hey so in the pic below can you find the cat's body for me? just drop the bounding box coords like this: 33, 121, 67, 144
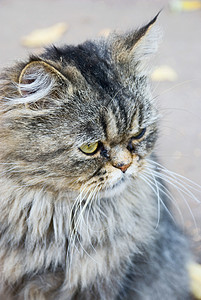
0, 16, 192, 299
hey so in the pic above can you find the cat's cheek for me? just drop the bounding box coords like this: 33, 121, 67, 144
105, 164, 122, 183
126, 160, 140, 178
89, 164, 122, 189
97, 156, 141, 191
93, 164, 124, 197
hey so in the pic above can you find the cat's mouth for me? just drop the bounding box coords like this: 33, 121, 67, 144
100, 175, 128, 198
109, 176, 125, 190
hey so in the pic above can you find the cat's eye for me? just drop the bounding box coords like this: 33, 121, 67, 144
132, 128, 146, 140
79, 142, 99, 155
127, 128, 146, 152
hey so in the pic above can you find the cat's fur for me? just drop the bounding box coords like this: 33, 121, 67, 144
0, 16, 192, 299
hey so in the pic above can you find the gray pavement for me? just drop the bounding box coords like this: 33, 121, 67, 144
0, 0, 200, 256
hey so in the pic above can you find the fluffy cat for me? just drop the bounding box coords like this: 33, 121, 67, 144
0, 15, 194, 299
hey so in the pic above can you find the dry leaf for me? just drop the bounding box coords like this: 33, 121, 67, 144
151, 65, 178, 82
21, 23, 68, 48
170, 0, 201, 12
98, 28, 111, 38
188, 262, 201, 299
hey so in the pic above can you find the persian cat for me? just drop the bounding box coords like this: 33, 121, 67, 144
0, 15, 194, 299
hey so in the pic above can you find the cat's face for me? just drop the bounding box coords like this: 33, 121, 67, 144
0, 17, 159, 198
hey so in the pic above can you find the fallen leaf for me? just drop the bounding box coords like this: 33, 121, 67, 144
151, 65, 178, 82
98, 28, 111, 38
21, 22, 68, 48
188, 263, 201, 299
170, 0, 201, 12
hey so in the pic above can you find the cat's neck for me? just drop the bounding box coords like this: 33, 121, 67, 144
0, 175, 157, 245
0, 175, 158, 287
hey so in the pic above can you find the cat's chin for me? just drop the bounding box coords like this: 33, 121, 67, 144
99, 176, 129, 198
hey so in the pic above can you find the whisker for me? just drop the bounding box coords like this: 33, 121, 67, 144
0, 162, 18, 165
142, 171, 184, 226
146, 169, 161, 228
85, 184, 102, 253
66, 181, 100, 283
147, 167, 200, 205
73, 189, 98, 264
139, 173, 176, 225
155, 178, 185, 226
147, 158, 201, 195
66, 182, 90, 281
154, 79, 197, 98
144, 165, 198, 229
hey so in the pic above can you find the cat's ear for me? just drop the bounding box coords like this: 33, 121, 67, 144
111, 14, 161, 76
18, 60, 69, 105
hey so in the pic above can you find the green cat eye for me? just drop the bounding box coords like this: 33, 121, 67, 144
79, 142, 99, 155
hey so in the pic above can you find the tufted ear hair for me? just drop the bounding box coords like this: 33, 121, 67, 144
17, 60, 69, 105
111, 13, 162, 77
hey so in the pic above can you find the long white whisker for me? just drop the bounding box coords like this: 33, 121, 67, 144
142, 171, 184, 226
153, 169, 200, 207
146, 163, 200, 205
144, 167, 198, 229
147, 159, 201, 195
66, 182, 90, 282
155, 178, 184, 226
73, 189, 98, 264
85, 184, 102, 253
140, 173, 176, 225
146, 170, 161, 228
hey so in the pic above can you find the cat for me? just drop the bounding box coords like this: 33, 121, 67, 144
0, 14, 194, 299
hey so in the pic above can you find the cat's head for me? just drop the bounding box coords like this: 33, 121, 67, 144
0, 15, 160, 198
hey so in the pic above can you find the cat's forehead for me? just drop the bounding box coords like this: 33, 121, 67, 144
44, 43, 137, 128
40, 38, 155, 144
71, 95, 139, 146
44, 41, 118, 95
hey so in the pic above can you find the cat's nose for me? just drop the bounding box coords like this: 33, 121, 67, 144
110, 145, 132, 173
114, 162, 132, 173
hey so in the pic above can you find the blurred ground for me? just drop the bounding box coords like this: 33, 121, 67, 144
0, 0, 200, 258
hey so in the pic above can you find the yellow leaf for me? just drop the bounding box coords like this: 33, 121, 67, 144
151, 65, 178, 82
21, 23, 68, 48
98, 28, 111, 38
188, 262, 201, 299
170, 0, 201, 12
